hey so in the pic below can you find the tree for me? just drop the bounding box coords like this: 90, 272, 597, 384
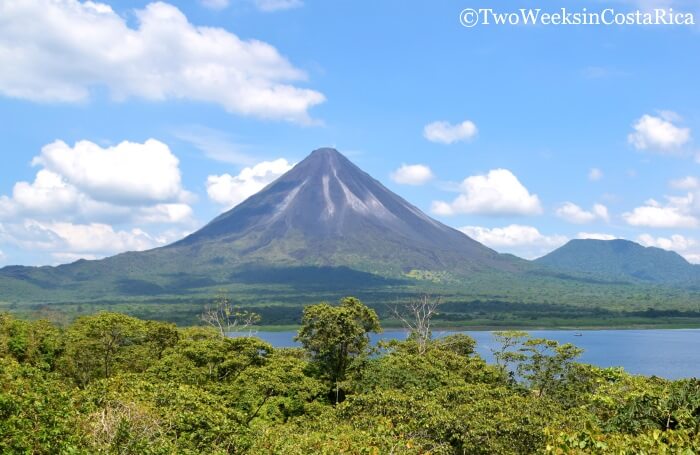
144, 320, 179, 360
389, 294, 442, 355
517, 338, 583, 398
296, 297, 381, 403
63, 312, 146, 386
200, 291, 260, 338
492, 331, 529, 375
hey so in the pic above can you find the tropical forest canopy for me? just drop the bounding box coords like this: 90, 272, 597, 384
1, 297, 700, 454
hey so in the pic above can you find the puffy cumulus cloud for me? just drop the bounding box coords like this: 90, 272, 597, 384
627, 112, 691, 152
577, 232, 619, 241
0, 140, 194, 225
254, 0, 303, 12
33, 139, 189, 205
637, 233, 700, 264
623, 196, 699, 229
207, 159, 292, 209
0, 170, 84, 218
638, 233, 696, 252
431, 169, 542, 216
390, 164, 434, 186
423, 120, 478, 145
588, 168, 603, 181
0, 0, 324, 123
40, 223, 162, 254
459, 224, 567, 259
556, 202, 609, 224
0, 220, 184, 262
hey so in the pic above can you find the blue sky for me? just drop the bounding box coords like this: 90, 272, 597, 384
1, 0, 699, 265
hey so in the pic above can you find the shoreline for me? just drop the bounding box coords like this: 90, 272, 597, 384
248, 322, 700, 332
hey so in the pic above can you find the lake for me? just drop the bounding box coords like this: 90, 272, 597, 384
238, 329, 700, 380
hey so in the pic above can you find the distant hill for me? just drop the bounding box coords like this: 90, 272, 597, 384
535, 239, 700, 285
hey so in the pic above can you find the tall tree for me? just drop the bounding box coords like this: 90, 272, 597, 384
296, 297, 381, 403
63, 312, 146, 386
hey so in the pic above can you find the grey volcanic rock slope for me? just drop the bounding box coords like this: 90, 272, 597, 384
536, 239, 700, 284
171, 147, 522, 274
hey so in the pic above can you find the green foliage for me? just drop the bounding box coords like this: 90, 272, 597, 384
0, 313, 63, 370
296, 297, 381, 401
518, 338, 584, 398
1, 303, 699, 453
0, 358, 85, 453
62, 312, 149, 386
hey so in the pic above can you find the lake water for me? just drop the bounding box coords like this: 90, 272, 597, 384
240, 329, 700, 380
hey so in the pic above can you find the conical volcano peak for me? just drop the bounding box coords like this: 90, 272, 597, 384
295, 147, 352, 175
309, 147, 341, 157
174, 146, 507, 274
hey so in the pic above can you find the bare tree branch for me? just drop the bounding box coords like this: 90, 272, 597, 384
388, 294, 442, 355
200, 291, 261, 338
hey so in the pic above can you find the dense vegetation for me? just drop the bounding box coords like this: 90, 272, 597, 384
2, 297, 700, 453
4, 271, 700, 330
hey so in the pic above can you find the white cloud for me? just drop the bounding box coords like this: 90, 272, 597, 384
638, 233, 696, 252
254, 0, 303, 12
0, 220, 176, 262
637, 233, 700, 263
0, 170, 84, 218
42, 222, 163, 254
577, 232, 619, 241
459, 224, 567, 259
390, 164, 434, 186
431, 169, 542, 216
627, 112, 691, 152
0, 139, 194, 226
0, 219, 191, 264
670, 176, 700, 190
623, 199, 698, 228
588, 168, 603, 181
556, 202, 609, 224
207, 159, 292, 209
423, 120, 478, 145
136, 204, 194, 224
34, 139, 189, 205
0, 0, 324, 123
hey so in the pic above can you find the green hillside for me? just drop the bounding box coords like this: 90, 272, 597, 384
536, 239, 700, 285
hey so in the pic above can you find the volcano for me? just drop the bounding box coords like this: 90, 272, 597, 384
172, 147, 521, 274
0, 148, 525, 300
